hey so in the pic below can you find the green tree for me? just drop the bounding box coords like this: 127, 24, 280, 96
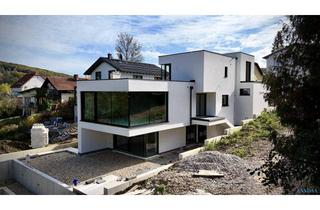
261, 16, 320, 193
0, 83, 11, 96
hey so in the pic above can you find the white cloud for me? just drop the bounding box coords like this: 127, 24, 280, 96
0, 15, 284, 73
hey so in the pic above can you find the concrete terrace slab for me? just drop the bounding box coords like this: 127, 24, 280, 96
21, 150, 161, 185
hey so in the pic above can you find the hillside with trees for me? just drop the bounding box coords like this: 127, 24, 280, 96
0, 60, 70, 85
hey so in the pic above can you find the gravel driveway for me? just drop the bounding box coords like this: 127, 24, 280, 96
22, 150, 161, 185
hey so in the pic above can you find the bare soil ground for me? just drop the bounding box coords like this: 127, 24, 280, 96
140, 139, 283, 195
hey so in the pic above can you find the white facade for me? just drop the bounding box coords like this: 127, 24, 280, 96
78, 50, 270, 157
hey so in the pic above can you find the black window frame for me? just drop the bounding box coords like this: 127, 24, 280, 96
80, 91, 168, 128
222, 95, 229, 107
245, 61, 251, 82
95, 71, 102, 80
196, 93, 207, 116
113, 132, 159, 157
224, 66, 228, 78
240, 88, 250, 96
161, 64, 171, 81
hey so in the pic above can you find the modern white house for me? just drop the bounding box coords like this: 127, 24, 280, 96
77, 50, 268, 158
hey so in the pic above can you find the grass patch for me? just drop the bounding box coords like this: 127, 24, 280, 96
204, 111, 282, 158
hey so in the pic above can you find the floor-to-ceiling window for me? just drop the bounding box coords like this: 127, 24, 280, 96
82, 92, 95, 121
111, 92, 129, 126
97, 92, 112, 124
114, 132, 158, 157
81, 91, 167, 127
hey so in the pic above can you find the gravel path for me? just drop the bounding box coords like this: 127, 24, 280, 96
22, 150, 160, 185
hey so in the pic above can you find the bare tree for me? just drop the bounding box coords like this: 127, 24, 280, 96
115, 32, 144, 62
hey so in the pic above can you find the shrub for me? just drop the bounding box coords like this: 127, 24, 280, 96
204, 111, 282, 158
0, 97, 21, 118
155, 184, 166, 195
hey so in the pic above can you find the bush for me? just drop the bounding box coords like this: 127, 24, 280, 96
204, 111, 282, 158
155, 184, 166, 195
0, 97, 21, 118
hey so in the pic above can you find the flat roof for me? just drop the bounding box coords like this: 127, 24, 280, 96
224, 51, 255, 57
159, 50, 234, 58
159, 50, 255, 59
77, 78, 195, 83
192, 116, 225, 122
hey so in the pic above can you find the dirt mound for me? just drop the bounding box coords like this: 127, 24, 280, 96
144, 151, 270, 195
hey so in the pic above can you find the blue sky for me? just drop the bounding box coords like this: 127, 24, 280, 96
0, 16, 284, 75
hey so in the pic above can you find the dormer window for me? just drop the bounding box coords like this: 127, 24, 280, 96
95, 71, 102, 80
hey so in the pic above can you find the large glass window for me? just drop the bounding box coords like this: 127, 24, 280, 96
130, 92, 167, 126
130, 93, 150, 126
149, 92, 167, 123
111, 92, 129, 126
81, 91, 167, 127
82, 92, 95, 121
97, 92, 112, 124
114, 132, 158, 157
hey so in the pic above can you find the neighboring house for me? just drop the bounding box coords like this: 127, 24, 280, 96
263, 48, 286, 70
77, 51, 270, 158
39, 77, 76, 106
11, 73, 45, 115
83, 54, 162, 80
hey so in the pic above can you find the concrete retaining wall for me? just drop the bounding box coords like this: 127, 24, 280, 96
0, 160, 13, 181
104, 164, 173, 195
12, 159, 74, 195
224, 126, 242, 135
178, 147, 203, 160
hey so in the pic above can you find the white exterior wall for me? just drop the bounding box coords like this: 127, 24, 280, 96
91, 62, 158, 80
159, 51, 204, 92
79, 128, 113, 154
160, 51, 236, 124
252, 83, 269, 116
158, 127, 186, 153
203, 52, 236, 124
77, 79, 195, 138
235, 83, 254, 125
91, 63, 116, 80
